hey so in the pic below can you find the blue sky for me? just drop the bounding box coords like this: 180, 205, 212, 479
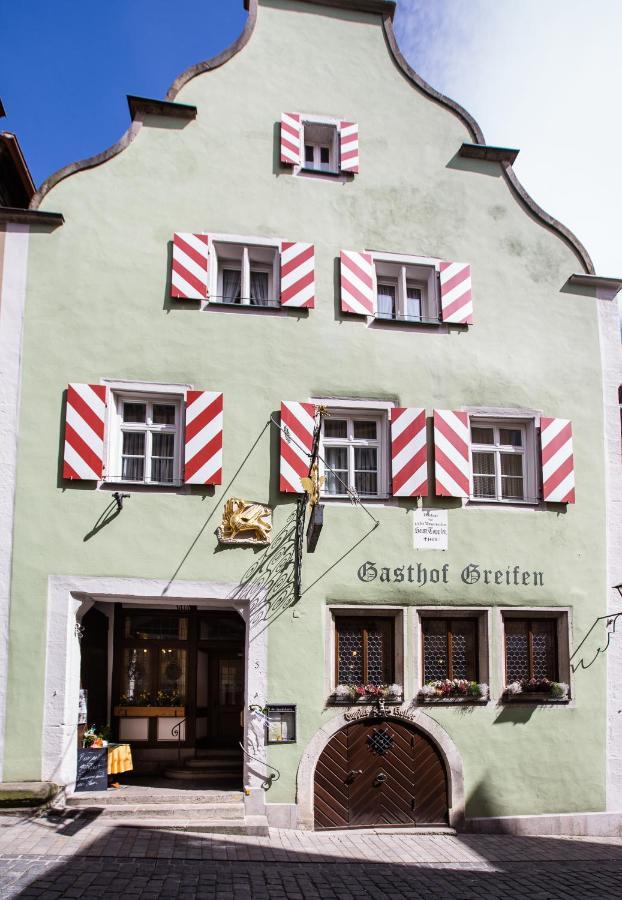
0, 0, 246, 186
1, 0, 619, 276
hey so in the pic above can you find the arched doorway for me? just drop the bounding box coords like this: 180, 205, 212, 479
314, 717, 448, 830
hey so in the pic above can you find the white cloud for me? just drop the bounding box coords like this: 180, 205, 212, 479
394, 0, 622, 277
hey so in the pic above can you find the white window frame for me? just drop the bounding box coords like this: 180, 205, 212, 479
294, 114, 342, 178
210, 235, 280, 308
106, 391, 183, 486
371, 252, 441, 324
318, 408, 389, 500
469, 416, 537, 505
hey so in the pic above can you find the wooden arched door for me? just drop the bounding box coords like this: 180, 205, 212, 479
314, 717, 448, 830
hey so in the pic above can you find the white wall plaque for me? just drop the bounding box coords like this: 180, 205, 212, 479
413, 509, 448, 551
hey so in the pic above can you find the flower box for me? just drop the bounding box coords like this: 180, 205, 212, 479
113, 706, 185, 718
418, 680, 489, 703
503, 680, 569, 702
330, 684, 403, 706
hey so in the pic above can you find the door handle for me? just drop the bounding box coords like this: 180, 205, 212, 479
347, 769, 362, 780
375, 772, 387, 784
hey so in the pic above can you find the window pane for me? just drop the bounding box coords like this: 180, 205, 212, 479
406, 286, 422, 320
471, 426, 494, 445
325, 446, 347, 494
354, 447, 378, 494
250, 270, 269, 305
222, 268, 241, 303
153, 404, 175, 425
532, 621, 556, 680
158, 648, 187, 704
423, 619, 448, 682
151, 432, 175, 484
353, 420, 377, 440
505, 620, 529, 682
304, 144, 314, 164
337, 623, 364, 683
219, 659, 243, 705
122, 432, 145, 481
499, 428, 523, 447
320, 146, 330, 164
122, 648, 153, 704
125, 615, 188, 641
472, 451, 496, 499
324, 419, 347, 439
366, 623, 389, 684
377, 283, 396, 318
501, 453, 524, 500
451, 620, 477, 680
123, 402, 146, 423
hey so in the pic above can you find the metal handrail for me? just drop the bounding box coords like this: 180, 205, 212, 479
172, 717, 189, 765
239, 742, 281, 790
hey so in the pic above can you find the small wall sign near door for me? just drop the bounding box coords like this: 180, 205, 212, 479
266, 705, 296, 744
413, 509, 448, 551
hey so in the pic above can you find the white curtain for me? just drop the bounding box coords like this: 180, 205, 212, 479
250, 271, 269, 305
377, 284, 395, 319
223, 269, 241, 303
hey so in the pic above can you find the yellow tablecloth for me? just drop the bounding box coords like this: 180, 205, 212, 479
107, 743, 133, 775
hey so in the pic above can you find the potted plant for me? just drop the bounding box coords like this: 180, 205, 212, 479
113, 690, 185, 717
418, 679, 489, 702
331, 683, 403, 705
503, 678, 569, 701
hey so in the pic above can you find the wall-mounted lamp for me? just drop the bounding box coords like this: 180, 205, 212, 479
113, 492, 131, 511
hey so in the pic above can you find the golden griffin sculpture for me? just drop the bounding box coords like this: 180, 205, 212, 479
217, 498, 273, 545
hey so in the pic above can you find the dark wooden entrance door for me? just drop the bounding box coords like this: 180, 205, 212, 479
208, 654, 244, 746
314, 718, 448, 829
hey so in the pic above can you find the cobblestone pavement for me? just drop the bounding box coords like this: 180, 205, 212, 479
1, 816, 622, 898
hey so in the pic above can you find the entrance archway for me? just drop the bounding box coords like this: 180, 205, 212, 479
297, 709, 465, 830
314, 717, 447, 829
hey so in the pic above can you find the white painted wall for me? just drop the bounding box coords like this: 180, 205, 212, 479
598, 292, 622, 809
0, 224, 29, 783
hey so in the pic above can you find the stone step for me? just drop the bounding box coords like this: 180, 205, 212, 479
67, 789, 243, 807
163, 768, 242, 781
65, 802, 245, 820
184, 758, 242, 770
195, 748, 242, 758
93, 815, 269, 835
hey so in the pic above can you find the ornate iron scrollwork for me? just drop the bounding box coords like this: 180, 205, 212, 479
367, 728, 394, 756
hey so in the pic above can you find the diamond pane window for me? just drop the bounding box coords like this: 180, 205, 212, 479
422, 618, 477, 682
504, 619, 558, 684
336, 618, 393, 685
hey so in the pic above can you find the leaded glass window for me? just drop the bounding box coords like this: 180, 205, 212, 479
422, 618, 477, 682
336, 618, 393, 685
504, 619, 557, 683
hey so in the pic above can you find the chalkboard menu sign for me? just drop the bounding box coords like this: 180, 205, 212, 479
75, 748, 108, 792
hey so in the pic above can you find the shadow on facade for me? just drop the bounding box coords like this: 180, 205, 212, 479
7, 818, 622, 898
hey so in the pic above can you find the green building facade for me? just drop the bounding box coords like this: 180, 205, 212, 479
0, 0, 618, 831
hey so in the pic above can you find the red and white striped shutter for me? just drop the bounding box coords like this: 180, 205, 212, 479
433, 410, 470, 498
63, 384, 107, 480
339, 121, 359, 173
390, 408, 428, 497
171, 233, 209, 300
340, 250, 375, 316
439, 262, 473, 324
280, 242, 315, 308
184, 391, 223, 485
280, 401, 316, 493
541, 418, 575, 503
280, 113, 302, 166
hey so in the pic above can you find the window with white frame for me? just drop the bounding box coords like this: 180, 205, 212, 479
470, 418, 537, 504
374, 257, 439, 323
107, 394, 183, 485
320, 410, 388, 498
302, 121, 338, 173
212, 241, 279, 307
